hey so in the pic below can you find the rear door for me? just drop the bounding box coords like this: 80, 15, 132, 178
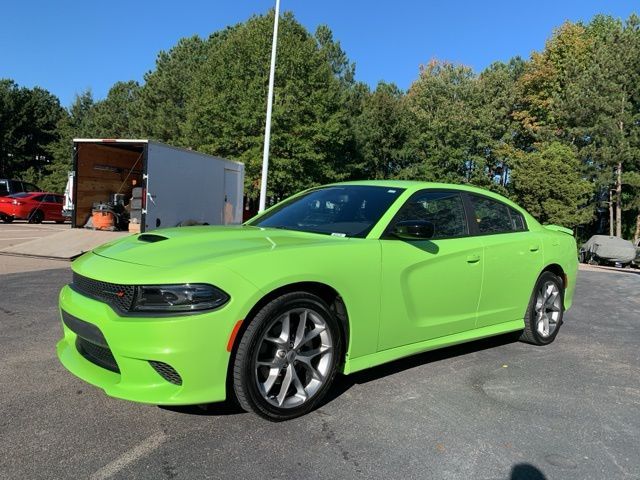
40, 194, 58, 220
46, 195, 64, 220
378, 190, 483, 350
223, 169, 242, 224
467, 194, 543, 328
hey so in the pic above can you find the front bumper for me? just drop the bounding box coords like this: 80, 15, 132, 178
57, 284, 243, 405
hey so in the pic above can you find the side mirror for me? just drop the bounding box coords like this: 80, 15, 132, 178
391, 220, 435, 240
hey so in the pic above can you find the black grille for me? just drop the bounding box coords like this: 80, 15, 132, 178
149, 361, 182, 385
76, 337, 120, 373
62, 309, 120, 374
72, 272, 136, 312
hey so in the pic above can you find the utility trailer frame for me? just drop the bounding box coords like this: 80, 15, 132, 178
70, 139, 244, 233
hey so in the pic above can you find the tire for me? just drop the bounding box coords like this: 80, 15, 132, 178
28, 209, 44, 224
520, 271, 564, 345
1, 215, 14, 223
55, 220, 65, 224
232, 291, 343, 421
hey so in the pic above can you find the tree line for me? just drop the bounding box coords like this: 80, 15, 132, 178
1, 12, 639, 240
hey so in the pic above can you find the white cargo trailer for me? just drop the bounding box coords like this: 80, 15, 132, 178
69, 139, 244, 232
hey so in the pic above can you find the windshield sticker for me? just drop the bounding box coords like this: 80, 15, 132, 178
331, 232, 346, 237
387, 189, 396, 193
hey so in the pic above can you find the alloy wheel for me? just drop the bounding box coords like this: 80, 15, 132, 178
254, 307, 333, 409
534, 281, 562, 338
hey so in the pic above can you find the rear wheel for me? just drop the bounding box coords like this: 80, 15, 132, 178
1, 214, 13, 223
520, 271, 564, 345
232, 292, 342, 421
55, 220, 65, 224
28, 209, 44, 224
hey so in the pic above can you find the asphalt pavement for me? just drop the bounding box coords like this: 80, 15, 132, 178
0, 265, 638, 480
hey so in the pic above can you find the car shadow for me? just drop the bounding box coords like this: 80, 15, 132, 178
161, 331, 521, 418
159, 399, 245, 416
509, 463, 547, 479
323, 331, 521, 406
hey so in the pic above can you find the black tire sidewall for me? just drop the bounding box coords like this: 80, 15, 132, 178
234, 293, 342, 421
28, 209, 43, 223
527, 272, 564, 345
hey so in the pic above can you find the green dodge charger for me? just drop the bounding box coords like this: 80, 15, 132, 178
57, 181, 577, 420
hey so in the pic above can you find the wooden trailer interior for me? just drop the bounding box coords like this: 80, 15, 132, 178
74, 142, 144, 227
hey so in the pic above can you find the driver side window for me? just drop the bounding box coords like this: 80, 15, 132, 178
393, 191, 468, 239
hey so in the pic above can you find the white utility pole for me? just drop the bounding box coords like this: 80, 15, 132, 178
259, 0, 281, 212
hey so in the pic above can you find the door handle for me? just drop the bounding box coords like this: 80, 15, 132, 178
529, 245, 540, 252
466, 254, 481, 263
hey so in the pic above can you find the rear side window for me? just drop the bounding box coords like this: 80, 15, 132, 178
32, 195, 46, 202
470, 195, 526, 234
509, 208, 526, 231
393, 191, 468, 239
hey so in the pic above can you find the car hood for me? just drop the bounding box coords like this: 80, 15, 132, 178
92, 225, 344, 267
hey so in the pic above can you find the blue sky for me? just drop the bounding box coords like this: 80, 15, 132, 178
1, 1, 636, 108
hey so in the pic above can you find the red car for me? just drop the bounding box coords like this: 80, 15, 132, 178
0, 192, 66, 224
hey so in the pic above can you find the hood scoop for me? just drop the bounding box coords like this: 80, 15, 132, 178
137, 234, 169, 243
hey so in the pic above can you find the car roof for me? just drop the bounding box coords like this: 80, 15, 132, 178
329, 180, 508, 198
326, 180, 530, 217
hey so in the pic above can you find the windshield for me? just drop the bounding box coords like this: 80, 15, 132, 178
9, 192, 33, 198
250, 185, 405, 238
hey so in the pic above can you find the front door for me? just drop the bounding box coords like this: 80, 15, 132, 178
378, 190, 483, 351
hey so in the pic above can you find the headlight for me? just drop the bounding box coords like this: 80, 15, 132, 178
132, 284, 229, 312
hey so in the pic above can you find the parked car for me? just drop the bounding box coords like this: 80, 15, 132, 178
0, 178, 41, 196
57, 181, 578, 420
634, 239, 640, 268
0, 192, 66, 223
579, 235, 636, 267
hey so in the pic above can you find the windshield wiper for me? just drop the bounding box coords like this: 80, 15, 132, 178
262, 225, 347, 237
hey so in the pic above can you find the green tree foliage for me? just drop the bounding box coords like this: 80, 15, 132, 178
0, 79, 64, 180
353, 82, 409, 179
183, 12, 355, 198
402, 61, 480, 183
1, 10, 639, 237
510, 142, 593, 226
134, 36, 207, 143
43, 91, 96, 192
513, 15, 640, 238
92, 81, 142, 138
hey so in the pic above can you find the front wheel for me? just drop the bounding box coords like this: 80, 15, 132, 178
232, 292, 342, 421
520, 271, 564, 345
1, 214, 14, 223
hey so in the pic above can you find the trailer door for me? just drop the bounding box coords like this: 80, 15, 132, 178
223, 169, 242, 224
